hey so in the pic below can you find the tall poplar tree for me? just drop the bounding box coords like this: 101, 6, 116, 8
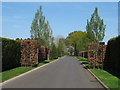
57, 38, 65, 57
86, 8, 106, 42
30, 5, 53, 60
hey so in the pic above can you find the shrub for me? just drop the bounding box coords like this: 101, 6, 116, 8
20, 40, 37, 67
2, 38, 21, 71
103, 35, 120, 77
38, 46, 48, 62
50, 43, 58, 59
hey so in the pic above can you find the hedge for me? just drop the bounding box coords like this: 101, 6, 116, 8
103, 35, 120, 77
2, 38, 21, 71
38, 46, 48, 62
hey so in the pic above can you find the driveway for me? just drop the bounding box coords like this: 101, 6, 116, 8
2, 56, 104, 88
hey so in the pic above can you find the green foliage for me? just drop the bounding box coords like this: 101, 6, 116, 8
86, 8, 106, 42
2, 38, 21, 71
68, 47, 74, 55
104, 35, 120, 77
16, 38, 20, 40
50, 42, 58, 59
66, 31, 89, 55
30, 5, 53, 48
108, 35, 120, 42
30, 5, 54, 60
57, 38, 66, 57
76, 56, 88, 67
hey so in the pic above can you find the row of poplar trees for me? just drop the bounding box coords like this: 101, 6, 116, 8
30, 6, 106, 57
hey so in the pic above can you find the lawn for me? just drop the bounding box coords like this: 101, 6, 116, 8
76, 56, 120, 89
90, 69, 119, 89
0, 59, 57, 82
0, 67, 34, 82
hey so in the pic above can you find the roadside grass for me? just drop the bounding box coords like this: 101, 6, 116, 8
0, 67, 34, 82
40, 59, 56, 64
76, 56, 88, 67
76, 56, 119, 89
0, 59, 57, 82
90, 69, 119, 89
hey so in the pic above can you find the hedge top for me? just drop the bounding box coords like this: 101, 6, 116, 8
108, 35, 120, 42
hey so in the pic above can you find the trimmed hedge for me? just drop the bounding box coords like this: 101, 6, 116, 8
103, 35, 120, 77
2, 38, 21, 71
38, 46, 48, 62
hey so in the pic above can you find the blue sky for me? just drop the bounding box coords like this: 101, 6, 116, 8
2, 2, 118, 43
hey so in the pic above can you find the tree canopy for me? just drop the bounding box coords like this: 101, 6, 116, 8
66, 31, 88, 55
57, 38, 66, 57
86, 8, 106, 42
30, 6, 53, 48
50, 42, 58, 59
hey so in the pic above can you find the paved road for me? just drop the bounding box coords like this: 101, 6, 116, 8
2, 56, 104, 88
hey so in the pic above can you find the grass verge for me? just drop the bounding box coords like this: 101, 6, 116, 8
76, 56, 88, 67
0, 59, 57, 82
76, 56, 120, 89
90, 69, 119, 89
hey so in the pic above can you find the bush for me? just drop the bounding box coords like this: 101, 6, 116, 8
2, 38, 21, 71
50, 43, 58, 59
103, 35, 120, 77
38, 46, 48, 62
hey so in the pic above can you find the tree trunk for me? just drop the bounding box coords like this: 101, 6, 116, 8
47, 50, 50, 60
74, 44, 77, 56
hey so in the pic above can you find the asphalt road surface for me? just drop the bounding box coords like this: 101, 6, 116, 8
2, 56, 104, 88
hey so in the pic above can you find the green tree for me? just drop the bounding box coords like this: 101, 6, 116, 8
86, 8, 106, 42
66, 31, 88, 56
30, 6, 53, 47
30, 6, 45, 45
27, 38, 31, 40
50, 42, 58, 59
30, 5, 53, 60
68, 47, 74, 55
57, 38, 66, 57
16, 38, 20, 40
